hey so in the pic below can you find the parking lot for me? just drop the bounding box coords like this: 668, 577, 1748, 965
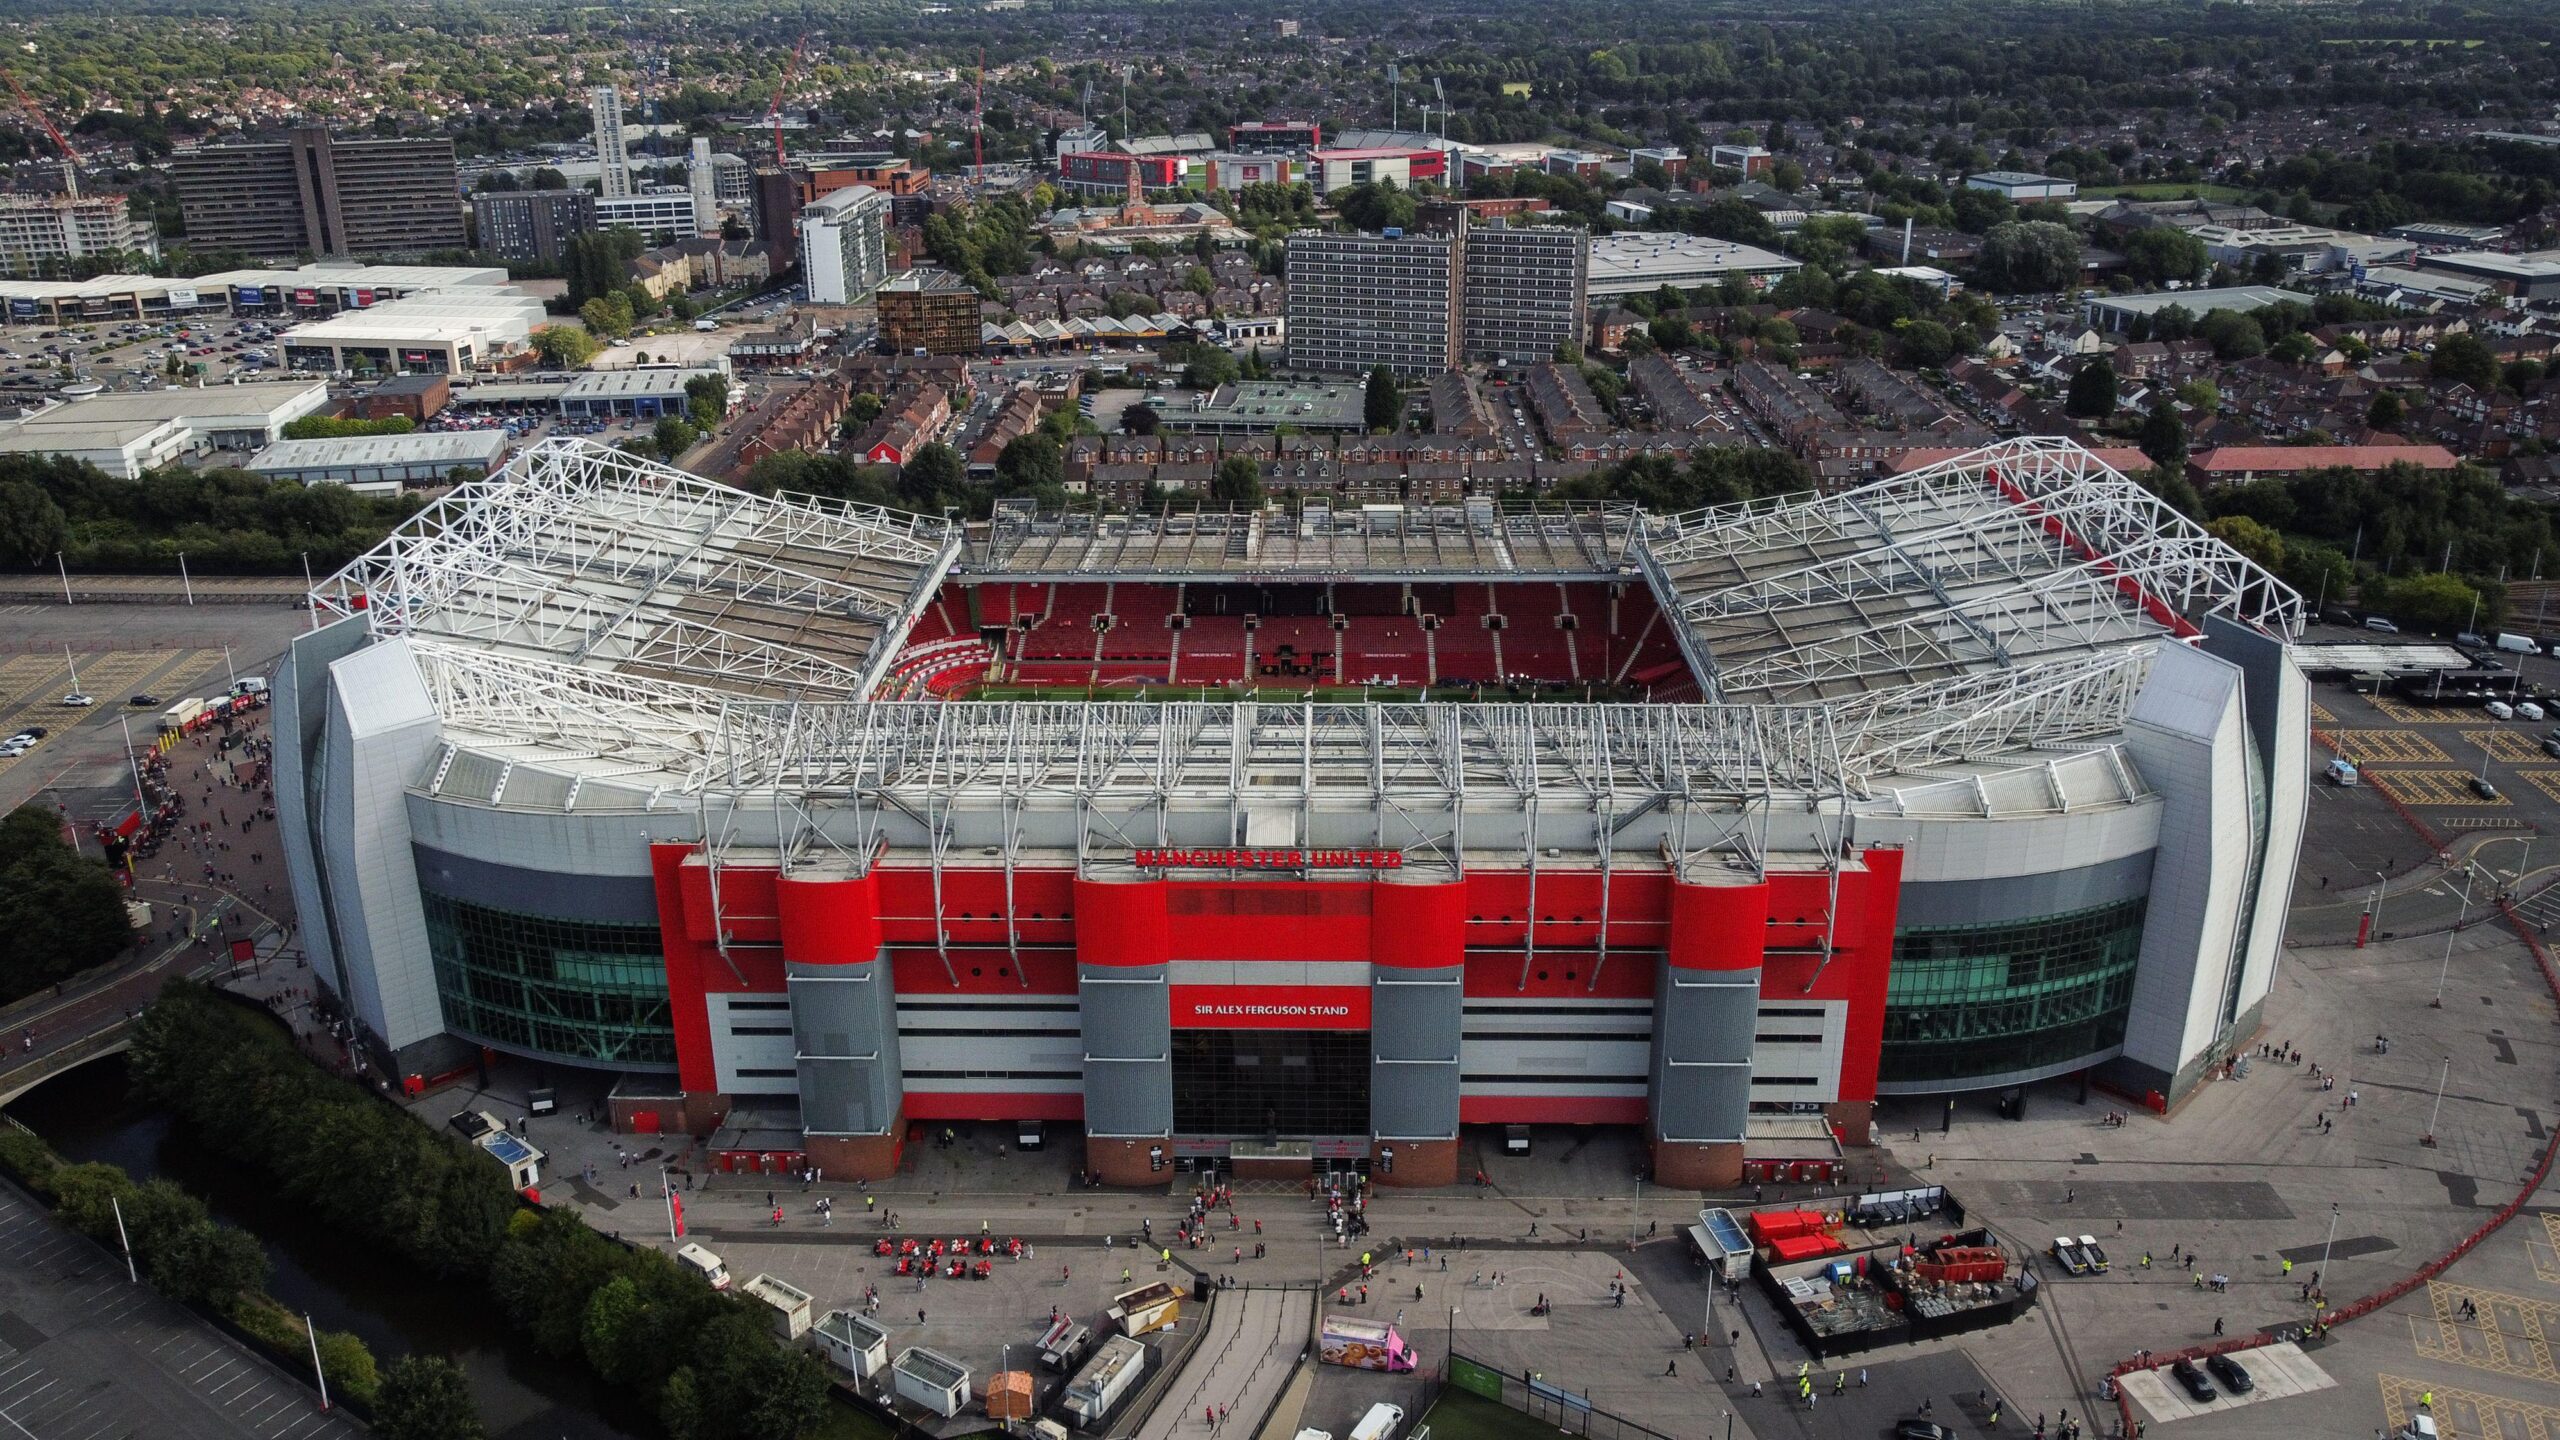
1, 315, 288, 399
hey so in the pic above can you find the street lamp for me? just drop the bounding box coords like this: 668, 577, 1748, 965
2318, 1202, 2340, 1278
2368, 869, 2390, 941
2424, 1056, 2451, 1148
2434, 866, 2476, 1007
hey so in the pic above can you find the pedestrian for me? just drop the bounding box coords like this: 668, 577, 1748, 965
2213, 1316, 2224, 1336
1751, 1379, 1762, 1398
1859, 1368, 1869, 1387
1835, 1372, 1845, 1395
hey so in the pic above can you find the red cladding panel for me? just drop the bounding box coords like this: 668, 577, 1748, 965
1163, 883, 1373, 962
1369, 880, 1465, 969
1460, 1094, 1649, 1125
1667, 879, 1770, 971
776, 873, 884, 966
1074, 878, 1168, 968
651, 844, 720, 1093
904, 1091, 1084, 1121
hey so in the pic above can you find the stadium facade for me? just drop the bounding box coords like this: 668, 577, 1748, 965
276, 436, 2307, 1186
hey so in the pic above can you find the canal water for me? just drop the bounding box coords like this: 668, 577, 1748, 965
9, 1053, 650, 1440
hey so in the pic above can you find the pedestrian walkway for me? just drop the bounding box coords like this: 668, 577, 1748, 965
1135, 1286, 1312, 1440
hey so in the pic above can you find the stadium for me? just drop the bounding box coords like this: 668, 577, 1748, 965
275, 435, 2307, 1186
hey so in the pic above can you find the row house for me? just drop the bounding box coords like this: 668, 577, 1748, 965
1431, 371, 1498, 436
850, 383, 950, 467
965, 385, 1050, 475
1628, 354, 1720, 433
1526, 363, 1608, 438
1736, 360, 1848, 450
724, 375, 851, 480
1834, 357, 1954, 428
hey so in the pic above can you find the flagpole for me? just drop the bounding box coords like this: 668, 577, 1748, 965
663, 1165, 679, 1242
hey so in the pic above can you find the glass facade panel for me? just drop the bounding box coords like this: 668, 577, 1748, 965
1171, 1030, 1370, 1137
421, 892, 676, 1068
1878, 898, 2146, 1086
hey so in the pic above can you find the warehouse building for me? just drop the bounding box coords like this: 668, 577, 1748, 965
0, 380, 333, 478
276, 288, 548, 374
279, 436, 2307, 1187
2082, 285, 2315, 333
1585, 233, 1801, 299
244, 430, 510, 494
558, 365, 732, 419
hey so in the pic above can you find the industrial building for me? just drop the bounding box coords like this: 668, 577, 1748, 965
0, 194, 158, 278
0, 262, 514, 327
801, 186, 893, 305
2410, 249, 2560, 302
1963, 171, 2079, 202
471, 190, 597, 265
168, 129, 466, 259
2082, 285, 2315, 333
276, 286, 549, 374
244, 430, 510, 494
278, 436, 2306, 1187
1584, 233, 1801, 299
557, 365, 732, 420
0, 380, 332, 478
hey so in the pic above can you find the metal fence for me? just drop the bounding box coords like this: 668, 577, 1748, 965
1445, 1355, 1683, 1440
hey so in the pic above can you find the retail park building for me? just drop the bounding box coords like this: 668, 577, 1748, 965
275, 436, 2308, 1187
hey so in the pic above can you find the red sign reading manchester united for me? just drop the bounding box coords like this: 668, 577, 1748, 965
1133, 848, 1405, 870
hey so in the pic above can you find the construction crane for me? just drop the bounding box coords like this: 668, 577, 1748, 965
768, 31, 811, 167
1, 68, 78, 199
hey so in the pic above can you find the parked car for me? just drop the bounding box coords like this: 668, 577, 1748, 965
2169, 1359, 2217, 1401
2472, 776, 2502, 801
2364, 616, 2400, 633
127, 693, 160, 707
1895, 1424, 1955, 1440
2204, 1354, 2254, 1393
59, 692, 92, 707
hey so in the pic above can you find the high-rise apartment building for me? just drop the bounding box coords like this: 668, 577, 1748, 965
1284, 212, 1589, 376
1283, 228, 1457, 376
594, 190, 704, 239
1460, 221, 1589, 365
591, 87, 636, 200
752, 169, 800, 268
688, 137, 719, 237
0, 194, 158, 277
801, 185, 891, 304
470, 189, 596, 264
169, 129, 465, 259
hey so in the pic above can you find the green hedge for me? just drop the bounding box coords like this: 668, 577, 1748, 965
129, 984, 833, 1440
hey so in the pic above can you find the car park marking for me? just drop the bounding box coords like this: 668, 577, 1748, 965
2417, 1281, 2560, 1383
2329, 729, 2452, 764
2463, 730, 2549, 764
2371, 699, 2460, 724
2311, 702, 2337, 722
2366, 769, 2511, 807
2381, 1371, 2560, 1440
2514, 771, 2560, 808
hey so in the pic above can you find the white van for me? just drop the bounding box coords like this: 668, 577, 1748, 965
2523, 702, 2548, 722
2499, 634, 2542, 655
1347, 1404, 1404, 1440
676, 1243, 731, 1289
2487, 701, 2516, 721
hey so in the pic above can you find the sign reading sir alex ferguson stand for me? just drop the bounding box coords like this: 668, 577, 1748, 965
1133, 848, 1405, 871
1166, 985, 1373, 1030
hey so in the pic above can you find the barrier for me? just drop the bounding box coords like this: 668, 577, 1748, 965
2105, 740, 2560, 1438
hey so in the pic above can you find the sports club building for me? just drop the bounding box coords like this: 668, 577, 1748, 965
276, 436, 2308, 1186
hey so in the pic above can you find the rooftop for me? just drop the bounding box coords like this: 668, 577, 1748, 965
1158, 380, 1365, 432
2084, 285, 2312, 316
245, 431, 508, 471
560, 367, 729, 400
1587, 233, 1800, 294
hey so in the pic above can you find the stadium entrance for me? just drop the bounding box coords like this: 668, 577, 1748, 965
1170, 1029, 1370, 1139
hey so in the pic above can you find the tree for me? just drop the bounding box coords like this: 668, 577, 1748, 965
1334, 181, 1417, 234
1211, 455, 1263, 506
2121, 227, 2209, 286
2197, 310, 2266, 360
1893, 320, 1956, 369
2370, 570, 2487, 632
0, 480, 67, 567
0, 803, 134, 1002
2206, 515, 2286, 573
897, 443, 965, 512
579, 294, 634, 339
2430, 333, 2499, 392
995, 434, 1065, 494
1123, 403, 1160, 436
684, 375, 730, 428
1972, 221, 2080, 293
530, 325, 600, 368
2367, 391, 2406, 432
2507, 360, 2547, 397
374, 1356, 485, 1440
847, 393, 885, 429
1183, 345, 1240, 391
652, 416, 697, 459
2066, 358, 2120, 421
2138, 401, 2188, 472
1364, 364, 1401, 431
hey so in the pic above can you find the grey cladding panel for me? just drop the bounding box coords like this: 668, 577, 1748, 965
787, 961, 902, 1137
1894, 853, 2154, 930
1371, 969, 1459, 1141
411, 844, 660, 924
